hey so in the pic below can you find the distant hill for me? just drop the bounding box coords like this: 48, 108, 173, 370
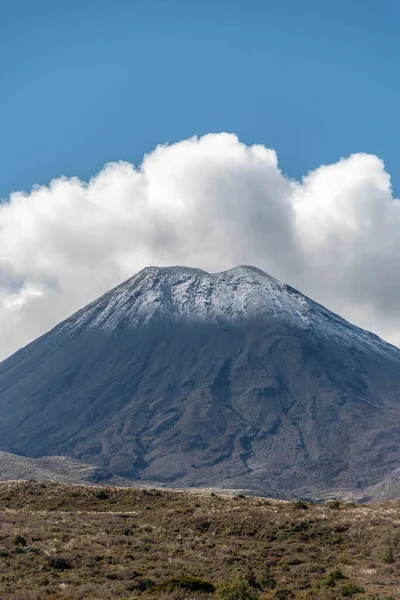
0, 265, 399, 499
0, 452, 130, 486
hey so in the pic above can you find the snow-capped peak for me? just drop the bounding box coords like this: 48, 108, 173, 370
65, 265, 304, 329
60, 265, 395, 358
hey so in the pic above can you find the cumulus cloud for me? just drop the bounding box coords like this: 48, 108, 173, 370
0, 132, 399, 359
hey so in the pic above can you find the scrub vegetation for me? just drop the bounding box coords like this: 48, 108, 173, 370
0, 481, 399, 600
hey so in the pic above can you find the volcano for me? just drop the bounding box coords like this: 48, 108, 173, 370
0, 265, 399, 499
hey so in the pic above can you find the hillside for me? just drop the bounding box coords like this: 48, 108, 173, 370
0, 481, 399, 600
0, 452, 131, 486
0, 266, 399, 498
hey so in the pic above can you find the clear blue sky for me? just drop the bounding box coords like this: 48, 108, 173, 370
1, 0, 399, 199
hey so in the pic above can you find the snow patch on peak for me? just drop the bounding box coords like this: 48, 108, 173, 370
139, 265, 208, 278
223, 265, 275, 279
59, 265, 398, 360
65, 264, 313, 334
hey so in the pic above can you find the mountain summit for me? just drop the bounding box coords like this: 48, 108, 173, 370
51, 264, 394, 354
0, 265, 399, 499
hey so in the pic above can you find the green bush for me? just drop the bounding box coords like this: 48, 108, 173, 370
274, 590, 295, 600
380, 544, 395, 564
126, 577, 155, 591
293, 500, 308, 510
321, 568, 346, 587
153, 576, 215, 594
341, 582, 365, 597
243, 566, 258, 589
216, 576, 259, 600
48, 556, 73, 570
14, 535, 27, 547
96, 490, 110, 500
258, 565, 277, 590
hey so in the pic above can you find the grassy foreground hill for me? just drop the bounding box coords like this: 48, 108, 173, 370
0, 482, 399, 600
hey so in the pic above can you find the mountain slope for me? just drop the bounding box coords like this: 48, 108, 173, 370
0, 452, 131, 486
0, 265, 399, 498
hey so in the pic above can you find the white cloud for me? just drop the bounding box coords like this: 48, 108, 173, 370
0, 132, 399, 359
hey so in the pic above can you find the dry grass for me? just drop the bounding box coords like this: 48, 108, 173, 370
0, 481, 399, 599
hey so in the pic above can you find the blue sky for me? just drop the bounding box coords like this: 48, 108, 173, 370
2, 0, 400, 355
1, 0, 399, 199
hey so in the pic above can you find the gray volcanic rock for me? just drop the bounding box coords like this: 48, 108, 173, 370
0, 265, 399, 499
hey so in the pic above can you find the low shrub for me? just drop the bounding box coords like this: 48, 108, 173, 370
274, 590, 295, 600
216, 576, 259, 600
320, 568, 346, 587
293, 500, 308, 510
258, 565, 277, 590
96, 490, 110, 500
341, 582, 365, 597
126, 577, 155, 591
14, 535, 27, 546
380, 544, 395, 564
48, 556, 73, 570
153, 576, 215, 594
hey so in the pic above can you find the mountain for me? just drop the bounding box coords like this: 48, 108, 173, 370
0, 265, 399, 499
